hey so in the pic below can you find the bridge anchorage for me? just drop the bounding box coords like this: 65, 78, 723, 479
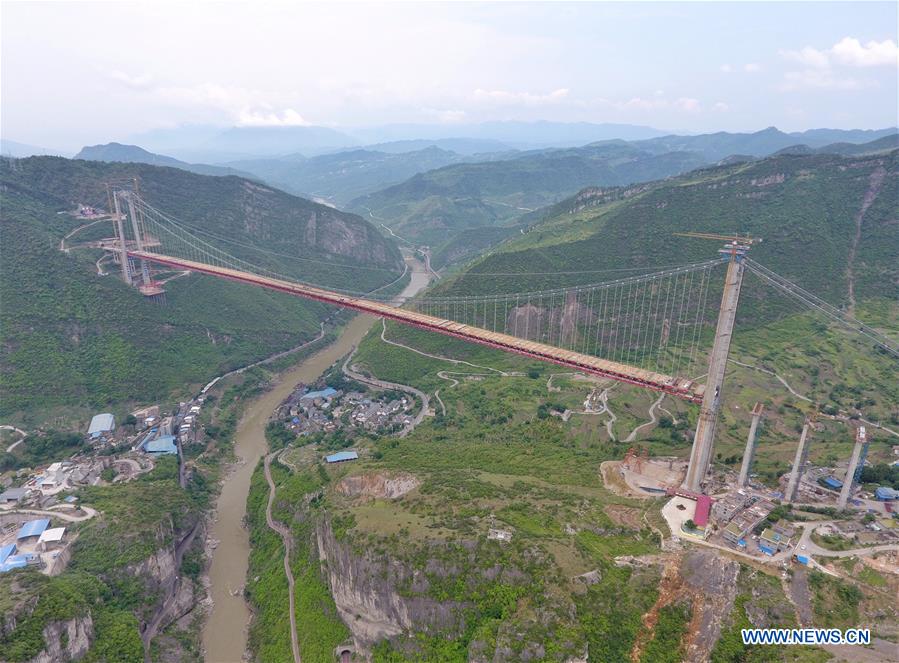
110, 193, 898, 496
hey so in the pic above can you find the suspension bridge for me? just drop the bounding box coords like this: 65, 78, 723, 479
98, 185, 898, 493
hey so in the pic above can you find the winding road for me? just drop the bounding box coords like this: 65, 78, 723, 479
1, 425, 27, 452
625, 393, 666, 443
379, 319, 511, 375
342, 349, 429, 437
263, 451, 301, 663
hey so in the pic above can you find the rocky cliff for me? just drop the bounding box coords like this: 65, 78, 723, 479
0, 516, 203, 663
315, 517, 468, 649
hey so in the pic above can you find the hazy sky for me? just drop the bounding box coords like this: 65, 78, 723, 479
2, 1, 897, 149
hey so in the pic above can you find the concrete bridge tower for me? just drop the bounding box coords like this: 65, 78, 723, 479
682, 234, 757, 492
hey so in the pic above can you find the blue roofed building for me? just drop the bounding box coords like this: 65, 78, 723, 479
301, 388, 337, 401
325, 450, 358, 463
17, 518, 50, 540
143, 435, 178, 456
87, 413, 115, 439
875, 486, 898, 501
823, 476, 843, 490
0, 553, 39, 573
0, 543, 16, 565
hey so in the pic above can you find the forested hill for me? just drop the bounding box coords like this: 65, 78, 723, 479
347, 141, 707, 245
0, 157, 404, 423
437, 150, 899, 314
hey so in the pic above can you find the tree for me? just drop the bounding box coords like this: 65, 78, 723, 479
685, 519, 696, 531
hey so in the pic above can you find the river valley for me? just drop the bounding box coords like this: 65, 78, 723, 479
201, 258, 431, 662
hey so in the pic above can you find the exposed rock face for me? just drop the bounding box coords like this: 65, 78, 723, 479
236, 180, 402, 270
315, 518, 468, 650
22, 615, 94, 663
680, 550, 740, 663
336, 472, 420, 500
127, 545, 179, 595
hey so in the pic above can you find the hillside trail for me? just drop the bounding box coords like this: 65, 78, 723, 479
625, 393, 665, 443
727, 359, 812, 402
846, 166, 886, 316
58, 217, 107, 252
264, 450, 301, 663
729, 358, 899, 437
379, 319, 512, 375
598, 389, 618, 441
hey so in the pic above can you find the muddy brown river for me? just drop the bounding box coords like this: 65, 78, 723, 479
202, 262, 430, 662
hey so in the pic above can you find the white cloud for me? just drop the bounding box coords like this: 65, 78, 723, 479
237, 108, 309, 127
719, 64, 733, 73
778, 36, 895, 92
114, 80, 311, 126
780, 70, 873, 91
781, 37, 898, 70
473, 87, 570, 105
831, 37, 898, 67
674, 97, 701, 112
780, 46, 830, 68
743, 63, 761, 73
712, 101, 729, 112
109, 70, 155, 90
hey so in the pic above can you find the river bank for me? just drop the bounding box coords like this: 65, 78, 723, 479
201, 258, 431, 662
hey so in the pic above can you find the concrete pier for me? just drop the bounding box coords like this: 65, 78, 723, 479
738, 402, 764, 488
785, 421, 812, 503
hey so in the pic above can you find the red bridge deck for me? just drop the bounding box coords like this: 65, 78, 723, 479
131, 251, 706, 402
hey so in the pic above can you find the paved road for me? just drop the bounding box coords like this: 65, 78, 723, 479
264, 451, 301, 663
1, 425, 27, 452
379, 319, 511, 375
795, 520, 899, 559
342, 347, 429, 437
10, 506, 98, 522
625, 393, 665, 442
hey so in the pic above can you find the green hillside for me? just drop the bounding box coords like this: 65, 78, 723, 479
437, 150, 899, 314
348, 142, 707, 246
0, 157, 404, 424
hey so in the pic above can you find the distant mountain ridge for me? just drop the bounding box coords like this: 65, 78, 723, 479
227, 146, 481, 204
346, 128, 897, 267
1, 138, 68, 158
634, 126, 897, 161
347, 141, 708, 246
75, 142, 257, 179
441, 148, 899, 314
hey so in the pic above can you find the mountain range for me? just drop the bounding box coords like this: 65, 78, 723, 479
0, 156, 403, 420
439, 149, 899, 318
65, 125, 898, 272
224, 146, 492, 204
75, 142, 257, 179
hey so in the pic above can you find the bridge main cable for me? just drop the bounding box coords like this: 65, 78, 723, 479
128, 250, 707, 403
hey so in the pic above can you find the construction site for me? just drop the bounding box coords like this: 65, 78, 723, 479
69, 184, 899, 570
